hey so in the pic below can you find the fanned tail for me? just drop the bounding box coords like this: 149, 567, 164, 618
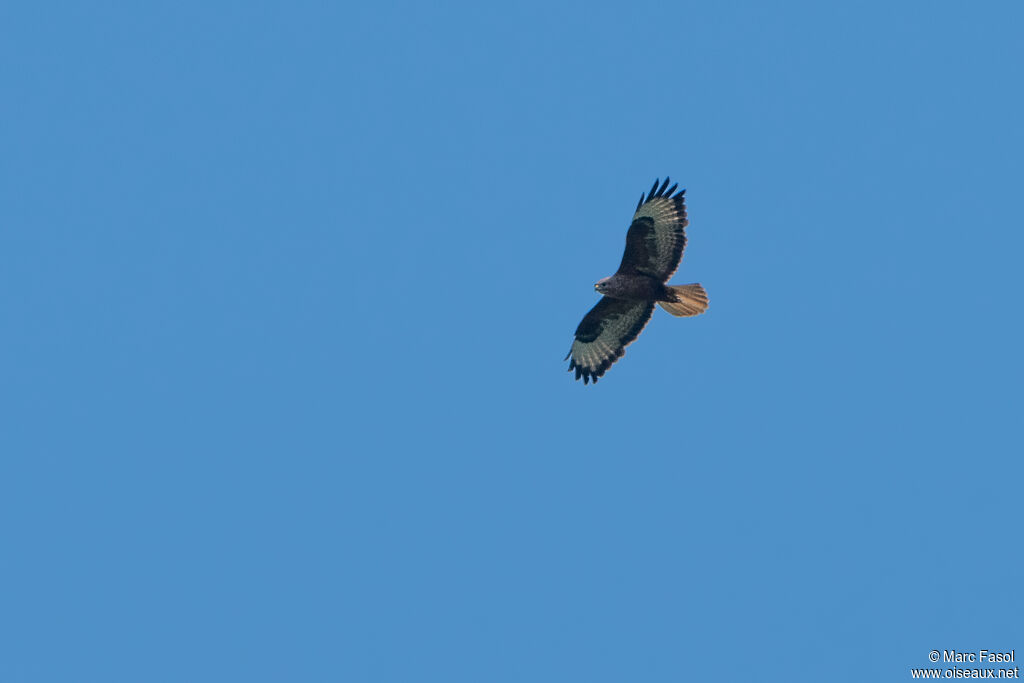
658, 284, 709, 317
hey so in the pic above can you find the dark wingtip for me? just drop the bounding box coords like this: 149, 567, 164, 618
569, 362, 610, 384
638, 177, 683, 205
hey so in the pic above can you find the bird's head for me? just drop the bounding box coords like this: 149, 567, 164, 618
594, 277, 612, 294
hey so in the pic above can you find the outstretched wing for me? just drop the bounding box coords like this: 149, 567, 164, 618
566, 297, 656, 384
616, 178, 688, 282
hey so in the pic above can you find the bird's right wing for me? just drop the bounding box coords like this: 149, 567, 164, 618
566, 297, 656, 384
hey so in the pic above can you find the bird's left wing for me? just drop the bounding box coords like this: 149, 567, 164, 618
616, 178, 688, 282
566, 297, 656, 384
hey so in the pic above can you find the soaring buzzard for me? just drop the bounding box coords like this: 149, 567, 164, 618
566, 178, 708, 384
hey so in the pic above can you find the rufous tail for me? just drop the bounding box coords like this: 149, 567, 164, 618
658, 284, 709, 317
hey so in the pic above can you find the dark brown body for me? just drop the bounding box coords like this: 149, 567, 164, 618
596, 272, 677, 302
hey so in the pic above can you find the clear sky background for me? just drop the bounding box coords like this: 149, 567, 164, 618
2, 2, 1022, 681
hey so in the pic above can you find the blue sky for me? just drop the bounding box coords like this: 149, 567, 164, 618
2, 1, 1022, 681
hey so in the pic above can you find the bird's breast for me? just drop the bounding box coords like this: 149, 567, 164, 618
605, 274, 662, 300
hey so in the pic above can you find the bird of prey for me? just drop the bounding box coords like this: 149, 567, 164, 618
566, 178, 708, 384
